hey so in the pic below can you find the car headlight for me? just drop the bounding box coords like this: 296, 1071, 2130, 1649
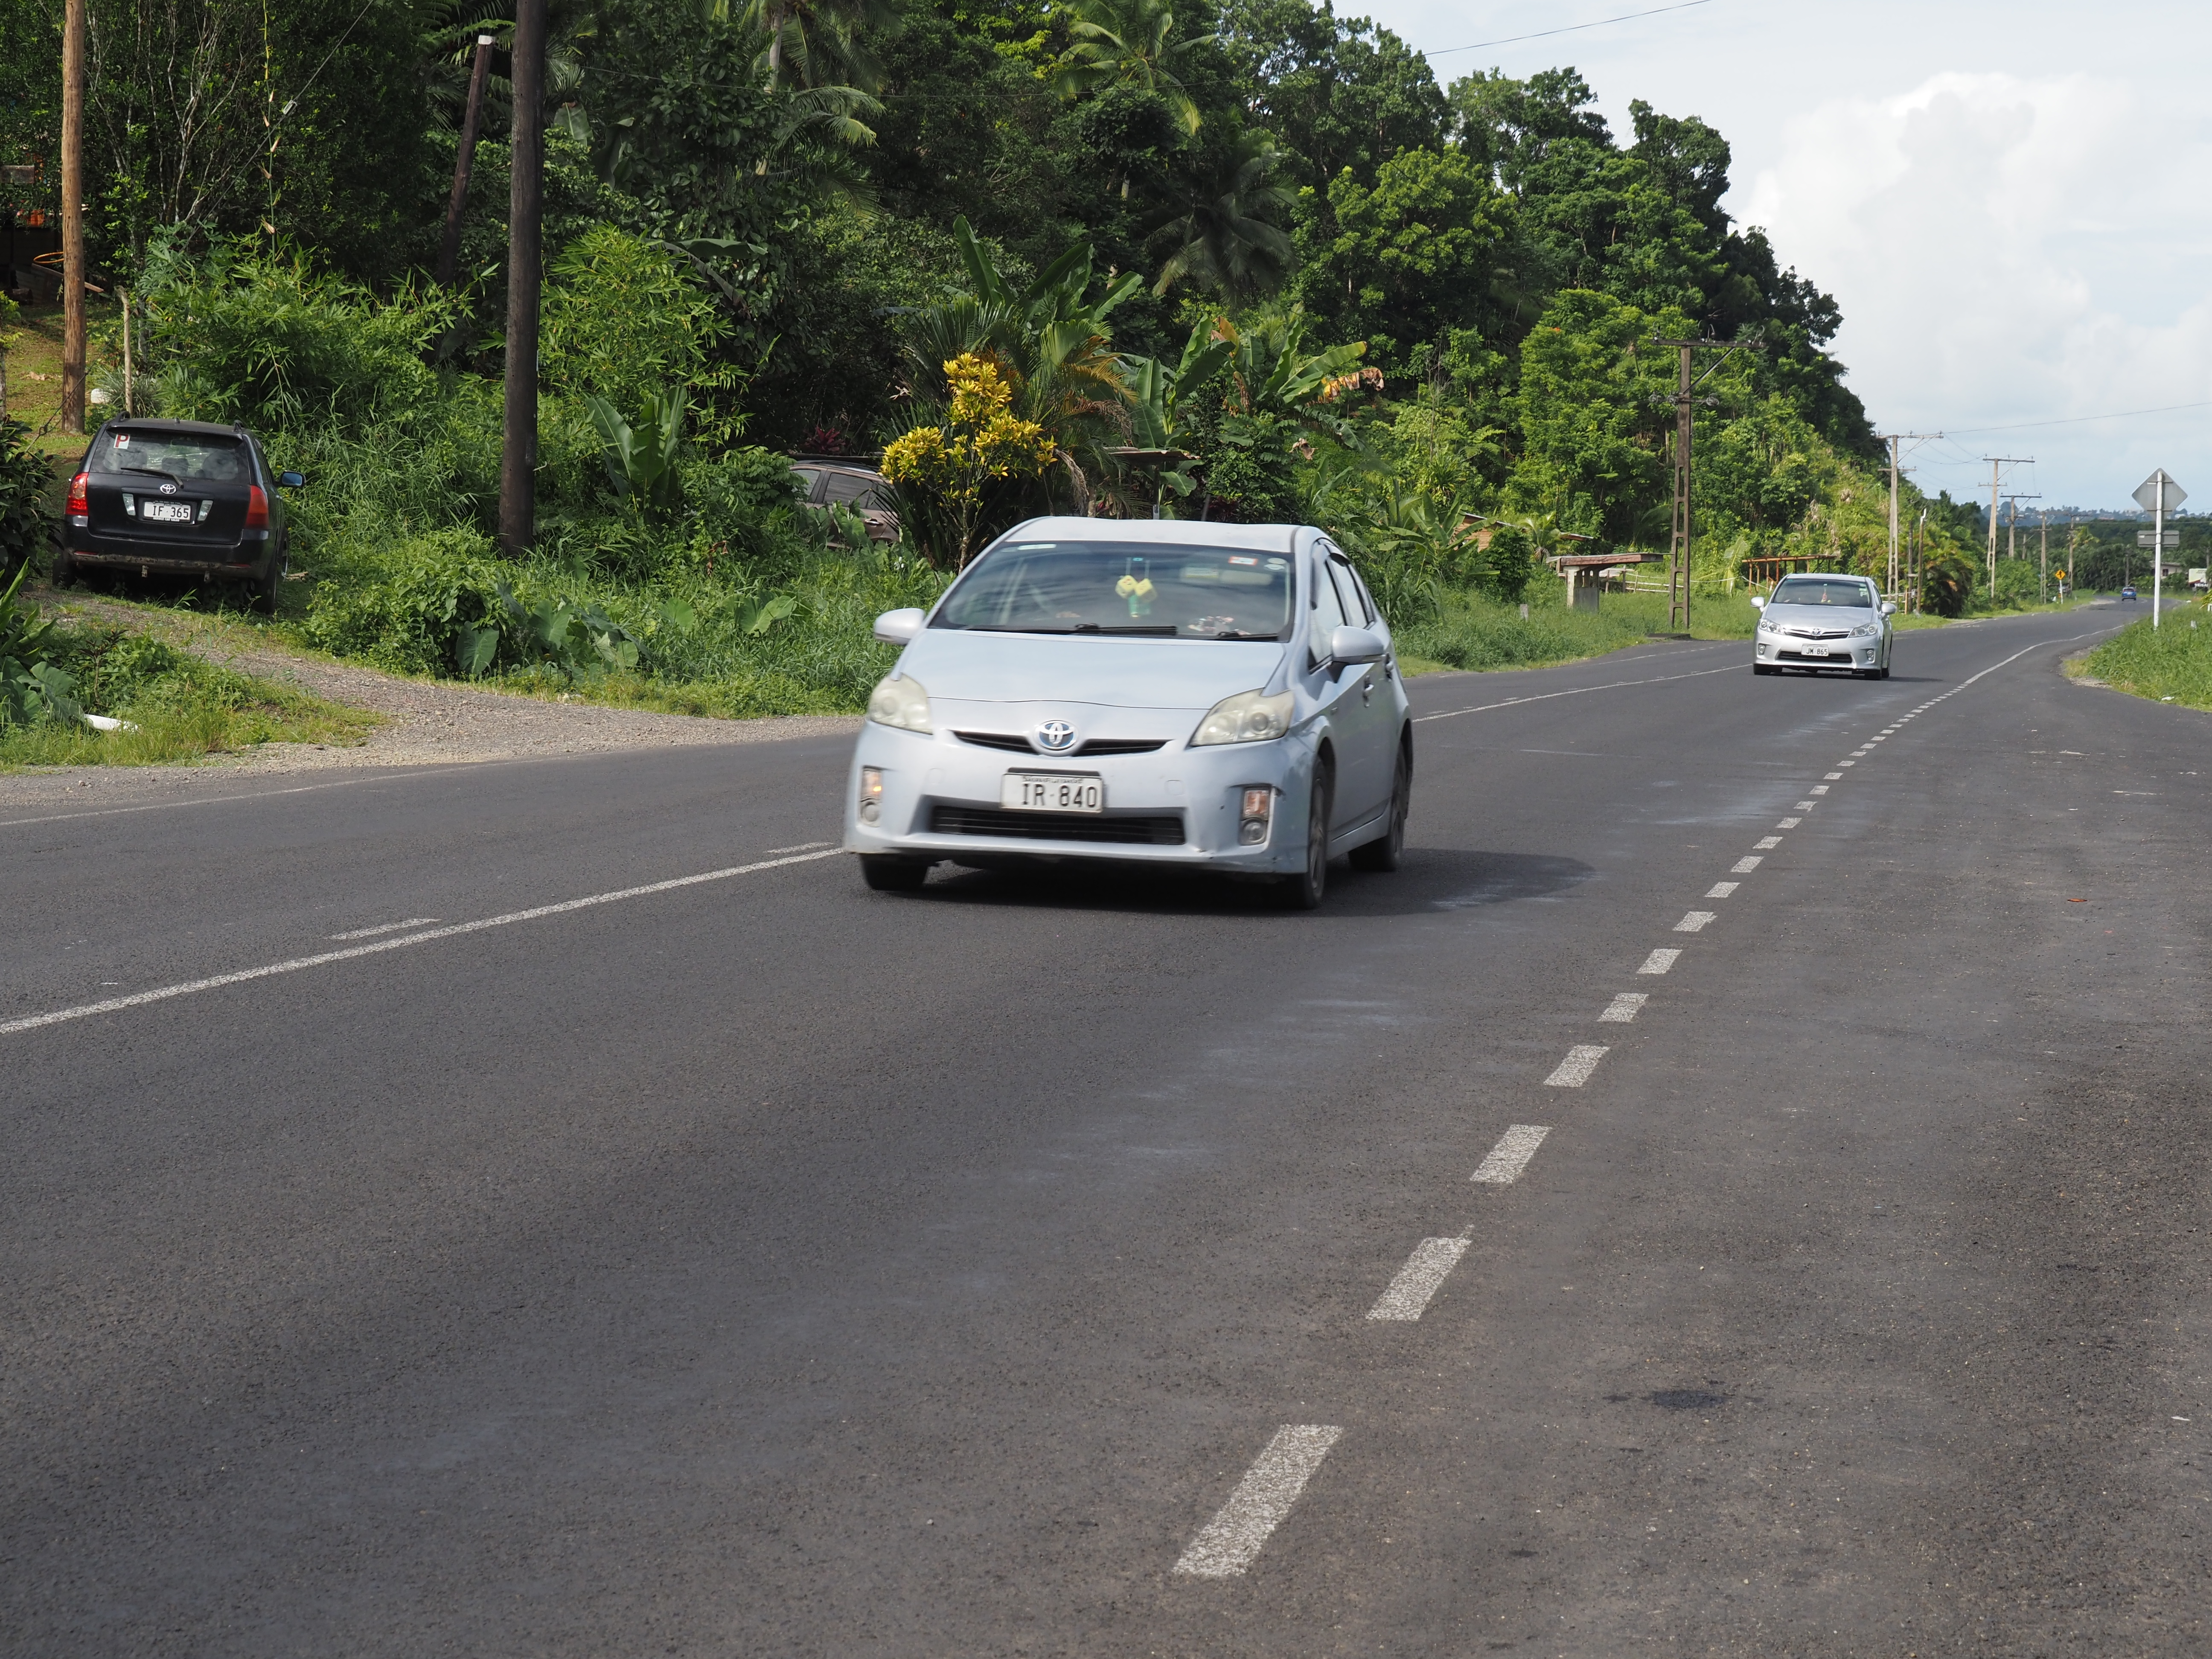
1758, 620, 1780, 635
1850, 621, 1880, 637
1191, 687, 1295, 746
867, 672, 932, 732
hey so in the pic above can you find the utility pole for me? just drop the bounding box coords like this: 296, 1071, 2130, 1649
1880, 434, 1940, 601
437, 34, 498, 287
1912, 507, 1928, 613
2039, 508, 2049, 602
58, 0, 86, 433
1651, 333, 1765, 634
499, 0, 547, 557
1983, 457, 2032, 591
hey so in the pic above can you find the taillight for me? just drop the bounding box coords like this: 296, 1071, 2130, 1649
66, 472, 89, 525
245, 485, 269, 529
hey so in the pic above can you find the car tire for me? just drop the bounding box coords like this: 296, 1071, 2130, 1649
859, 855, 931, 892
1348, 742, 1409, 873
252, 546, 286, 616
1275, 768, 1332, 910
50, 550, 79, 588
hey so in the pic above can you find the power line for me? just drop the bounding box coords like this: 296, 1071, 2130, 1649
1945, 399, 2212, 436
1426, 0, 1716, 60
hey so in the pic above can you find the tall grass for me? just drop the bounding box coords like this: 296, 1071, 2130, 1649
1396, 586, 1759, 672
2084, 606, 2212, 711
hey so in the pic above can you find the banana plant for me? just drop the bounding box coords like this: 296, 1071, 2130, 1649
1119, 318, 1235, 507
585, 388, 686, 516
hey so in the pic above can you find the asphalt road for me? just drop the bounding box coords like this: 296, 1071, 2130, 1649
7, 603, 2210, 1656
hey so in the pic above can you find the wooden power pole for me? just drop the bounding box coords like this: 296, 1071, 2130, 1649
1879, 434, 1940, 601
59, 0, 86, 433
499, 0, 547, 557
1983, 456, 2031, 591
436, 34, 497, 287
1651, 334, 1764, 634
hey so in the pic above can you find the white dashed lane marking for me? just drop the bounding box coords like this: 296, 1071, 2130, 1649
1732, 856, 1762, 873
1675, 911, 1717, 932
1366, 1240, 1471, 1322
1473, 1123, 1553, 1182
1810, 785, 1829, 795
1754, 835, 1782, 850
1824, 771, 1844, 780
1543, 1045, 1610, 1087
1639, 949, 1681, 975
1599, 992, 1649, 1022
1776, 817, 1801, 828
1706, 881, 1737, 898
1174, 1426, 1343, 1578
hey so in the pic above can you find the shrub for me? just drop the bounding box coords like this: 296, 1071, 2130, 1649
0, 418, 55, 582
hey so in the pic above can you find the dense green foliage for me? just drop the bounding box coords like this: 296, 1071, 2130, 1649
9, 0, 2008, 711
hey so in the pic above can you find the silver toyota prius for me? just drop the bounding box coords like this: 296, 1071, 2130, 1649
843, 518, 1413, 908
1751, 573, 1896, 678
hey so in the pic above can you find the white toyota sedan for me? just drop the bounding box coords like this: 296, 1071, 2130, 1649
1751, 574, 1896, 678
843, 518, 1413, 908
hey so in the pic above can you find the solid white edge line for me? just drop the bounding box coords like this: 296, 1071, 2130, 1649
1412, 661, 1738, 724
1174, 1425, 1344, 1577
1543, 1045, 1609, 1087
1366, 1238, 1473, 1320
1638, 949, 1680, 975
0, 768, 457, 830
1472, 1122, 1553, 1181
1598, 992, 1648, 1022
1, 849, 844, 1036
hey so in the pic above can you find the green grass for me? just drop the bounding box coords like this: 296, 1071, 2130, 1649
2083, 603, 2212, 711
1396, 586, 1763, 674
0, 621, 378, 770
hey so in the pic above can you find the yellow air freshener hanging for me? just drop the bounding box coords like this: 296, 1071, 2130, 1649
1116, 573, 1156, 618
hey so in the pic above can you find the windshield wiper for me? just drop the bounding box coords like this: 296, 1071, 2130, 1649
1196, 629, 1284, 641
962, 624, 1075, 634
1071, 623, 1178, 635
119, 466, 185, 486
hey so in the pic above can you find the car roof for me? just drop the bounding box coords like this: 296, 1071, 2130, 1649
104, 418, 250, 438
998, 516, 1303, 553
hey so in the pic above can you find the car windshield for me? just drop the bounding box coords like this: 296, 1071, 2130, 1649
91, 429, 247, 482
932, 542, 1295, 639
1770, 578, 1874, 608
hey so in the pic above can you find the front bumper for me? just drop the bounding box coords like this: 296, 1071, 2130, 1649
842, 719, 1318, 873
1755, 636, 1880, 669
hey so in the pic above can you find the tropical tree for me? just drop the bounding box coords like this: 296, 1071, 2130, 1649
1049, 0, 1206, 134
703, 0, 902, 89
882, 354, 1057, 566
1147, 128, 1295, 306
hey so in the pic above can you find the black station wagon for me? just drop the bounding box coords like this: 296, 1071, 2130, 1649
54, 419, 302, 612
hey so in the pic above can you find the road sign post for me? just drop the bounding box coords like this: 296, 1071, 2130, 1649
2133, 471, 2187, 629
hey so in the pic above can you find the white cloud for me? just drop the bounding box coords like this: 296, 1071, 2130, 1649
1741, 72, 2212, 504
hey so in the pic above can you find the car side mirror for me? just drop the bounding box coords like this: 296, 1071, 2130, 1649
1880, 601, 1897, 616
277, 471, 305, 489
1330, 624, 1387, 667
873, 607, 925, 645
1749, 596, 1765, 611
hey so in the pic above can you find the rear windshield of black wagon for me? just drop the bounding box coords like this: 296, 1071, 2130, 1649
91, 429, 249, 483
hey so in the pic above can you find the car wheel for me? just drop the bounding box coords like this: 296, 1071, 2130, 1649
1348, 742, 1409, 873
1275, 768, 1332, 910
50, 550, 78, 588
252, 547, 286, 616
859, 855, 931, 892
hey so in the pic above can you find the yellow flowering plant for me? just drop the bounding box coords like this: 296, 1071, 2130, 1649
881, 354, 1057, 567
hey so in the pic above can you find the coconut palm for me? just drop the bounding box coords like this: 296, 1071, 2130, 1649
1048, 0, 1204, 134
1147, 129, 1295, 306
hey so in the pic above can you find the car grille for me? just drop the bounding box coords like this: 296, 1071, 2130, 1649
1784, 627, 1850, 640
952, 732, 1170, 757
929, 806, 1185, 845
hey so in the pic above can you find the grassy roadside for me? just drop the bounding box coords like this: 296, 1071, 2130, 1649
0, 609, 377, 771
2079, 599, 2212, 711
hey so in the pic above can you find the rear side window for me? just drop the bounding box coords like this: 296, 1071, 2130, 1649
93, 429, 247, 483
824, 472, 880, 505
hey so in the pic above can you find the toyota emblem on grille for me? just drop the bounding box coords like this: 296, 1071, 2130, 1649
1036, 719, 1077, 752
159, 482, 178, 495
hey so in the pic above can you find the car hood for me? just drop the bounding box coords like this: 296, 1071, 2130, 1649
896, 629, 1285, 710
1763, 604, 1877, 629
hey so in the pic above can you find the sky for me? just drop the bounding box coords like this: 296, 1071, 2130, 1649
1351, 0, 2212, 511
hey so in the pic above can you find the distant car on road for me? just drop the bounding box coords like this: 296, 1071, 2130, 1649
789, 457, 899, 544
844, 518, 1412, 908
1751, 573, 1895, 679
53, 419, 300, 613
2122, 585, 2139, 601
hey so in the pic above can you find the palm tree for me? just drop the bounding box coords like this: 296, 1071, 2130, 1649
1048, 0, 1204, 134
702, 0, 901, 90
1147, 129, 1295, 307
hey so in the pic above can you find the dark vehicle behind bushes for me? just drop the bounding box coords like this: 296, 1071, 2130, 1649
53, 419, 303, 613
